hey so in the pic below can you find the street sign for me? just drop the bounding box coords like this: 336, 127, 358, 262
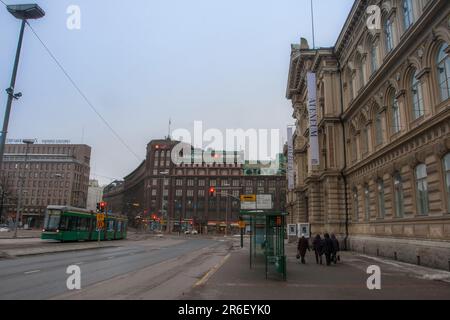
238, 221, 246, 229
241, 202, 257, 210
96, 213, 105, 230
240, 194, 256, 202
256, 194, 272, 210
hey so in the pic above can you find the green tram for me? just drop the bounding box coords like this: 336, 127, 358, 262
41, 206, 128, 242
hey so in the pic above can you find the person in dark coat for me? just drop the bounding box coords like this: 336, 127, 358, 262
297, 236, 310, 264
331, 234, 340, 264
323, 233, 334, 266
312, 234, 323, 265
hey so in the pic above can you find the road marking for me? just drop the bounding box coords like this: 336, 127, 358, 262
107, 256, 115, 260
24, 270, 40, 275
75, 262, 84, 265
194, 253, 231, 288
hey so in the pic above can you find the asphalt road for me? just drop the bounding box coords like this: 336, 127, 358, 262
0, 237, 222, 300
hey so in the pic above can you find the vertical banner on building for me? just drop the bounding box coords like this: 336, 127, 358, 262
307, 72, 320, 166
287, 126, 295, 191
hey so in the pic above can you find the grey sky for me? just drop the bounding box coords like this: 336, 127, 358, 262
0, 0, 353, 185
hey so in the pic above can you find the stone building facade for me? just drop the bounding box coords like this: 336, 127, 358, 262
103, 138, 287, 233
0, 143, 91, 228
286, 0, 450, 269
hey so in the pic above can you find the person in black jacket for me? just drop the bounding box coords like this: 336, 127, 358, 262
331, 234, 340, 264
297, 236, 310, 264
312, 234, 323, 265
323, 233, 334, 266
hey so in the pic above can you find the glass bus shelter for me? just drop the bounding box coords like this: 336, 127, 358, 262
240, 210, 288, 281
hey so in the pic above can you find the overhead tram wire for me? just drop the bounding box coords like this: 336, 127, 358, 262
24, 21, 143, 163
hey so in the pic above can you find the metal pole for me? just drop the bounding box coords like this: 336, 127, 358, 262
310, 0, 316, 49
0, 20, 26, 170
225, 195, 228, 237
13, 142, 29, 238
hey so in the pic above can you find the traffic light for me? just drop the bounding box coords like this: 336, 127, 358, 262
97, 201, 107, 213
209, 187, 216, 197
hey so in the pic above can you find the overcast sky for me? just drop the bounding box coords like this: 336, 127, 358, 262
0, 0, 353, 185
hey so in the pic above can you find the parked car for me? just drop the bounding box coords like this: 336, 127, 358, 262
191, 230, 198, 235
184, 230, 191, 235
0, 224, 11, 232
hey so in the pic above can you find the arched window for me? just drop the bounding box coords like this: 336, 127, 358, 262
355, 53, 365, 90
364, 184, 370, 220
415, 164, 429, 215
437, 43, 450, 101
371, 42, 378, 74
375, 112, 383, 145
351, 132, 357, 162
444, 153, 450, 213
347, 68, 354, 101
390, 91, 401, 134
411, 70, 425, 119
393, 172, 405, 218
402, 0, 414, 30
362, 126, 369, 154
353, 187, 359, 221
384, 15, 394, 53
377, 179, 386, 218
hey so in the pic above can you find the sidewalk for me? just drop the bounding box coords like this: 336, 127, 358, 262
184, 241, 450, 300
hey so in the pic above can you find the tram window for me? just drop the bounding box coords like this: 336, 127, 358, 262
59, 216, 69, 231
78, 218, 89, 231
67, 216, 77, 231
108, 220, 114, 232
117, 221, 122, 232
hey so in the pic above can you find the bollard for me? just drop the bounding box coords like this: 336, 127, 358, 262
417, 256, 421, 266
377, 248, 379, 256
394, 252, 397, 261
448, 259, 450, 272
363, 246, 365, 254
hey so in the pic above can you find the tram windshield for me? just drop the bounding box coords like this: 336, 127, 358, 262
43, 209, 62, 231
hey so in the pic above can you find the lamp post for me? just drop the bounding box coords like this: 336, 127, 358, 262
13, 139, 35, 238
0, 4, 45, 170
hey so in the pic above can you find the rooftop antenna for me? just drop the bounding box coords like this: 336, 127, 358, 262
167, 118, 172, 140
310, 0, 316, 49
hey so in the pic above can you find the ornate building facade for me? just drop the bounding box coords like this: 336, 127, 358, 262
286, 0, 450, 269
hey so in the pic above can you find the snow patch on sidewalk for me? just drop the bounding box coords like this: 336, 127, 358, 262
357, 254, 450, 283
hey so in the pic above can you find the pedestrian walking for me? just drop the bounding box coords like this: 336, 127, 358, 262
323, 233, 334, 266
312, 234, 323, 265
331, 234, 340, 264
297, 236, 310, 264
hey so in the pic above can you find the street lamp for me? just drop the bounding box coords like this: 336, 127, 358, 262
0, 4, 45, 170
13, 139, 35, 238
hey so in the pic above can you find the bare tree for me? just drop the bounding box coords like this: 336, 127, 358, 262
0, 175, 17, 224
